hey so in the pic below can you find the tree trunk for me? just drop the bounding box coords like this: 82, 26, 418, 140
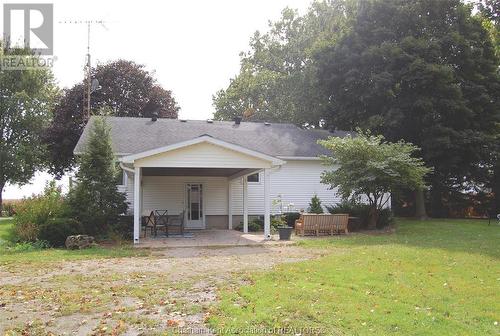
0, 181, 4, 216
414, 187, 428, 220
367, 206, 379, 230
430, 180, 446, 218
493, 163, 500, 217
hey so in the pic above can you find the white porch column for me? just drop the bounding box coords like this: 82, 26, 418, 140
228, 179, 233, 230
133, 166, 141, 244
264, 168, 271, 239
243, 177, 248, 233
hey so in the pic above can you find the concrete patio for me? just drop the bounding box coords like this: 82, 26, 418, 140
135, 229, 295, 248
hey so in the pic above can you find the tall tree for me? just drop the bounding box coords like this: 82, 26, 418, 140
213, 0, 358, 126
44, 60, 180, 176
67, 115, 127, 235
316, 0, 500, 217
476, 0, 500, 58
476, 0, 500, 216
0, 45, 58, 211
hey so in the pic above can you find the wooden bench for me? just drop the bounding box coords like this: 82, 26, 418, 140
295, 213, 349, 236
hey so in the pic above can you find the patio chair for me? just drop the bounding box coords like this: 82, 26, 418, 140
166, 210, 185, 237
154, 210, 168, 236
143, 211, 156, 238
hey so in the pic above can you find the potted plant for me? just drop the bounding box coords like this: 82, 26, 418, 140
272, 215, 293, 240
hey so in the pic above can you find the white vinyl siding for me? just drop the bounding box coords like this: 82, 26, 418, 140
126, 175, 228, 216
231, 160, 340, 214
135, 142, 272, 169
126, 160, 340, 216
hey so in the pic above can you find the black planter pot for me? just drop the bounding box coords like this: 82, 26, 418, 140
277, 226, 293, 240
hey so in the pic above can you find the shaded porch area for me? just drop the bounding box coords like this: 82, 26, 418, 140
135, 229, 294, 248
119, 135, 286, 244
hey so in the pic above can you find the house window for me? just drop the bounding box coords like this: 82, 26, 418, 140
247, 173, 260, 183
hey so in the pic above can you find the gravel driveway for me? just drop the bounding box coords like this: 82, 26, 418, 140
0, 245, 325, 335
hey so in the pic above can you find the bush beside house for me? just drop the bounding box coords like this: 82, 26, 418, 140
234, 215, 290, 232
67, 116, 128, 236
308, 195, 324, 214
10, 117, 127, 248
326, 201, 393, 230
11, 181, 82, 247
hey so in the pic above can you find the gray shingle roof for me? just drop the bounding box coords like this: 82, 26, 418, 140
74, 117, 351, 158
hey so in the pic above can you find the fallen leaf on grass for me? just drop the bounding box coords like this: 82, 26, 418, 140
167, 319, 179, 327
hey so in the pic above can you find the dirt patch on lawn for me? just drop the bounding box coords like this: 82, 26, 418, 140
0, 245, 325, 335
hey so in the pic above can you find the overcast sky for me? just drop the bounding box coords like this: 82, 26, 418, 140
2, 0, 311, 199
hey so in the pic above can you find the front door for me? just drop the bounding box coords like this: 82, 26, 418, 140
185, 183, 204, 229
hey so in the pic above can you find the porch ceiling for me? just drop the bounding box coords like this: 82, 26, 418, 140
142, 167, 253, 177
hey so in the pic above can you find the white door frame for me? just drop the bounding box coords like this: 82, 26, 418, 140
184, 182, 205, 229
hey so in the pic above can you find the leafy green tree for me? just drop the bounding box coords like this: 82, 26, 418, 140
44, 60, 180, 176
319, 132, 431, 229
476, 0, 499, 58
213, 0, 358, 126
475, 0, 500, 216
316, 0, 500, 217
67, 115, 127, 235
308, 194, 324, 214
0, 44, 58, 212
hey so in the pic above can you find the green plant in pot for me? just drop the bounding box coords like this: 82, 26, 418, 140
272, 215, 293, 240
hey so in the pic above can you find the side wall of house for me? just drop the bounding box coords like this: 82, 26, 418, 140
231, 160, 339, 215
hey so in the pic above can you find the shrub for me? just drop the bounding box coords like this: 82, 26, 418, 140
248, 219, 263, 232
326, 200, 369, 222
1, 201, 19, 217
110, 215, 133, 239
234, 218, 263, 232
12, 181, 68, 244
38, 218, 84, 247
10, 240, 50, 252
13, 181, 67, 231
326, 200, 394, 230
308, 195, 324, 214
13, 222, 39, 242
283, 212, 301, 228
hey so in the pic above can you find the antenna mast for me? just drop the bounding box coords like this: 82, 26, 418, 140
84, 22, 91, 119
59, 19, 107, 119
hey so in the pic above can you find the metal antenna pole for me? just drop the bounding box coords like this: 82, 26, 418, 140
58, 19, 108, 120
85, 22, 91, 119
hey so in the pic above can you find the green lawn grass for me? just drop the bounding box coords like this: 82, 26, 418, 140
210, 219, 500, 335
0, 217, 148, 264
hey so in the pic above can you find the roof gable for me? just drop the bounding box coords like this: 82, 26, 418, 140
121, 135, 285, 167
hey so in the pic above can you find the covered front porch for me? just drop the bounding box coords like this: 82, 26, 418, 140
119, 135, 285, 244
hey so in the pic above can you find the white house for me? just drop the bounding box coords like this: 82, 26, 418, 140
74, 116, 352, 243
